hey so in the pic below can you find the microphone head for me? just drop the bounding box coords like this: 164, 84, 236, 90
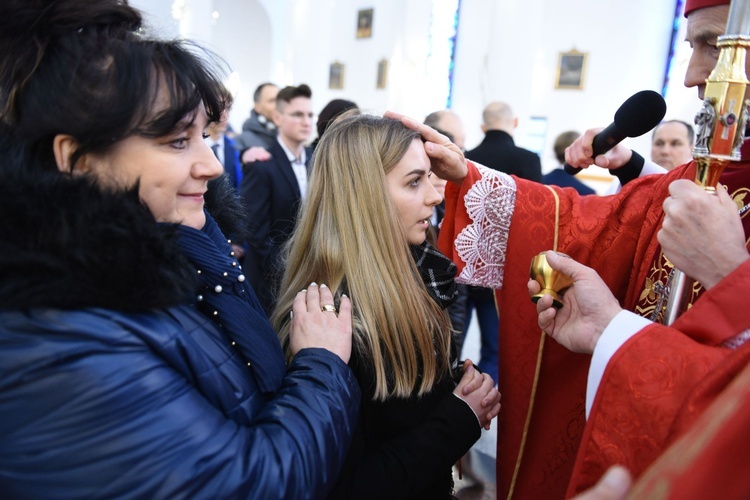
613, 90, 667, 138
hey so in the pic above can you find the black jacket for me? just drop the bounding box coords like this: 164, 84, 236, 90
328, 346, 480, 499
466, 130, 542, 182
240, 139, 311, 314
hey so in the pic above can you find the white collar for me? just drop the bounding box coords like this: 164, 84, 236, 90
277, 137, 306, 164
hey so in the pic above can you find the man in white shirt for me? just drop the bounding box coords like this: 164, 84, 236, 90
205, 96, 242, 190
239, 84, 314, 314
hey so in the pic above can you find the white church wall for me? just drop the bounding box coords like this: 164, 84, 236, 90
130, 0, 699, 188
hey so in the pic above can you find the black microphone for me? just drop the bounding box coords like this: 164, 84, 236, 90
564, 90, 667, 175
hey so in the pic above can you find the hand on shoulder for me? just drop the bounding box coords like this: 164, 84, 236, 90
242, 146, 272, 164
289, 283, 353, 363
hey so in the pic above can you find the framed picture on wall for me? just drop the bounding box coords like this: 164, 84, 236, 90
555, 50, 588, 89
356, 8, 373, 39
376, 59, 388, 89
329, 62, 345, 90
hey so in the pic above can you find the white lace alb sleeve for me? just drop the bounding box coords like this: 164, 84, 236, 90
454, 163, 516, 289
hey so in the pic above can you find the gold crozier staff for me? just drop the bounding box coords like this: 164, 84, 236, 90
663, 0, 750, 324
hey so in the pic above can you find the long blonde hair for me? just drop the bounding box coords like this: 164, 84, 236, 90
271, 115, 452, 400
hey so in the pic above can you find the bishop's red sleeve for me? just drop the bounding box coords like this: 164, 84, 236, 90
567, 259, 750, 497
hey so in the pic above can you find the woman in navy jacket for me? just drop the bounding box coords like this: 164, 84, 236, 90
0, 1, 358, 497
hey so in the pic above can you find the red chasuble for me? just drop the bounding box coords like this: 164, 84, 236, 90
567, 260, 750, 496
438, 159, 750, 499
628, 344, 750, 499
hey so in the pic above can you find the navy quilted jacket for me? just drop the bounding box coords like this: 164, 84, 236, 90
0, 170, 359, 499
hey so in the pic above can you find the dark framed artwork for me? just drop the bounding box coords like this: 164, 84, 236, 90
356, 8, 373, 39
376, 59, 388, 89
555, 50, 588, 89
329, 62, 345, 90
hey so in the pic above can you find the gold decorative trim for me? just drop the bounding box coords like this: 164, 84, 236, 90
507, 185, 560, 499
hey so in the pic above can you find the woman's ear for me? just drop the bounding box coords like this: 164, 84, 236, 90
52, 134, 77, 173
52, 134, 92, 174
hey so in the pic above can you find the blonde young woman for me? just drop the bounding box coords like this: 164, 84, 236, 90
272, 115, 501, 499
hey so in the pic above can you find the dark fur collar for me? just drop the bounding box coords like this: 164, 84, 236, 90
0, 170, 197, 311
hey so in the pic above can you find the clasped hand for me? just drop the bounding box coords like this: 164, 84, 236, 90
453, 359, 501, 430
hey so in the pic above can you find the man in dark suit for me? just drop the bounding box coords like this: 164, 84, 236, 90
461, 101, 542, 383
240, 84, 314, 314
465, 101, 542, 181
204, 91, 247, 259
205, 97, 243, 191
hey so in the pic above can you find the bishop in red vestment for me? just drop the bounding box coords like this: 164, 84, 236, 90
437, 145, 750, 500
434, 0, 750, 494
383, 1, 750, 497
